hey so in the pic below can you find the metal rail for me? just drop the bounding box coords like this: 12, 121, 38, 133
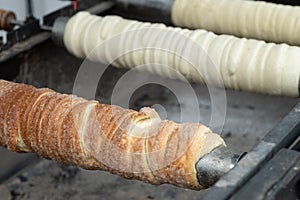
202, 102, 300, 200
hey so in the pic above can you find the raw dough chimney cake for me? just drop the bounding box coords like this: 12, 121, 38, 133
172, 0, 300, 46
63, 12, 300, 97
0, 80, 227, 190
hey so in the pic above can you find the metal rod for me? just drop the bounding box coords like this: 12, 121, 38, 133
87, 1, 116, 15
26, 0, 34, 19
196, 146, 245, 188
115, 0, 173, 12
40, 25, 53, 32
114, 0, 173, 23
51, 17, 69, 46
9, 19, 25, 26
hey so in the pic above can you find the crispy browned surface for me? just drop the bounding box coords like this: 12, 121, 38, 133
0, 80, 225, 190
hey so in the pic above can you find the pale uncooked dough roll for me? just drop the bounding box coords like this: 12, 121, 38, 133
64, 12, 300, 97
172, 0, 300, 46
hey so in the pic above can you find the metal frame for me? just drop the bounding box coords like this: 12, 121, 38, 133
203, 103, 300, 200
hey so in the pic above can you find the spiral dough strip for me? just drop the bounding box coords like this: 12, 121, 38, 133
64, 12, 300, 97
172, 0, 300, 46
0, 80, 225, 190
